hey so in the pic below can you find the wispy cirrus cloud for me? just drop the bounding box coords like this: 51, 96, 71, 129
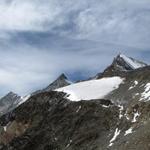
0, 0, 149, 48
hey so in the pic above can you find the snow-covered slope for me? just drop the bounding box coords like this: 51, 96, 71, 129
18, 95, 31, 106
56, 77, 123, 101
119, 54, 147, 69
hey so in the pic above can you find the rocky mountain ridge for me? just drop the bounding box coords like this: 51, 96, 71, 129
31, 73, 71, 96
0, 54, 149, 150
0, 92, 21, 117
96, 54, 147, 78
0, 74, 71, 117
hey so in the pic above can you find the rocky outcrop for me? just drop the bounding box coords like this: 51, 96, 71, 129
96, 54, 147, 78
44, 73, 71, 91
32, 73, 71, 95
0, 92, 21, 117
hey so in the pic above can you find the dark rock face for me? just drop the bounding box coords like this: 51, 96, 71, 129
0, 92, 122, 150
44, 73, 71, 91
0, 92, 21, 117
109, 54, 134, 71
0, 90, 150, 150
32, 73, 71, 95
105, 66, 150, 105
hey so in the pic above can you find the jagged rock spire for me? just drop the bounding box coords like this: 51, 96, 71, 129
96, 53, 147, 78
44, 73, 71, 91
56, 73, 68, 80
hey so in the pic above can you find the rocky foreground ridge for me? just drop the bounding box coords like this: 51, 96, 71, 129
0, 54, 150, 150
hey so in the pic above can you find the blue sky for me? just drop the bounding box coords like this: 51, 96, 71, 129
0, 0, 149, 96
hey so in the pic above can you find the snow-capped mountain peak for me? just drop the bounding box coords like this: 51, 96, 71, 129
96, 54, 148, 79
118, 54, 147, 69
56, 73, 68, 80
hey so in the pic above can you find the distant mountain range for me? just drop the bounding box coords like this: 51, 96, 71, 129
0, 73, 71, 116
0, 54, 149, 150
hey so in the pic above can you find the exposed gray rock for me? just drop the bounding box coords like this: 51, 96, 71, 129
32, 73, 71, 95
44, 73, 71, 91
96, 54, 147, 78
0, 92, 21, 117
0, 92, 122, 150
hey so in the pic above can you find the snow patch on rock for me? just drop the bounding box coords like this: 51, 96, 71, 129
109, 128, 121, 147
124, 127, 133, 136
102, 105, 110, 108
76, 106, 82, 113
129, 81, 138, 90
3, 126, 7, 132
132, 111, 140, 123
18, 95, 31, 106
118, 105, 124, 119
140, 83, 150, 101
125, 111, 130, 120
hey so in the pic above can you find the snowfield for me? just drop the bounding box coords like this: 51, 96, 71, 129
56, 77, 123, 101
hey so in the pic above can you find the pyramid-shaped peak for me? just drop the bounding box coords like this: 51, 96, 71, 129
0, 91, 21, 104
31, 73, 71, 95
5, 91, 18, 97
115, 53, 130, 60
43, 73, 71, 91
57, 73, 68, 80
114, 53, 147, 70
7, 91, 16, 95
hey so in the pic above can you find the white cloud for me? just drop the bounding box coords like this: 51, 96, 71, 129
0, 0, 64, 31
0, 0, 149, 49
74, 0, 150, 48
